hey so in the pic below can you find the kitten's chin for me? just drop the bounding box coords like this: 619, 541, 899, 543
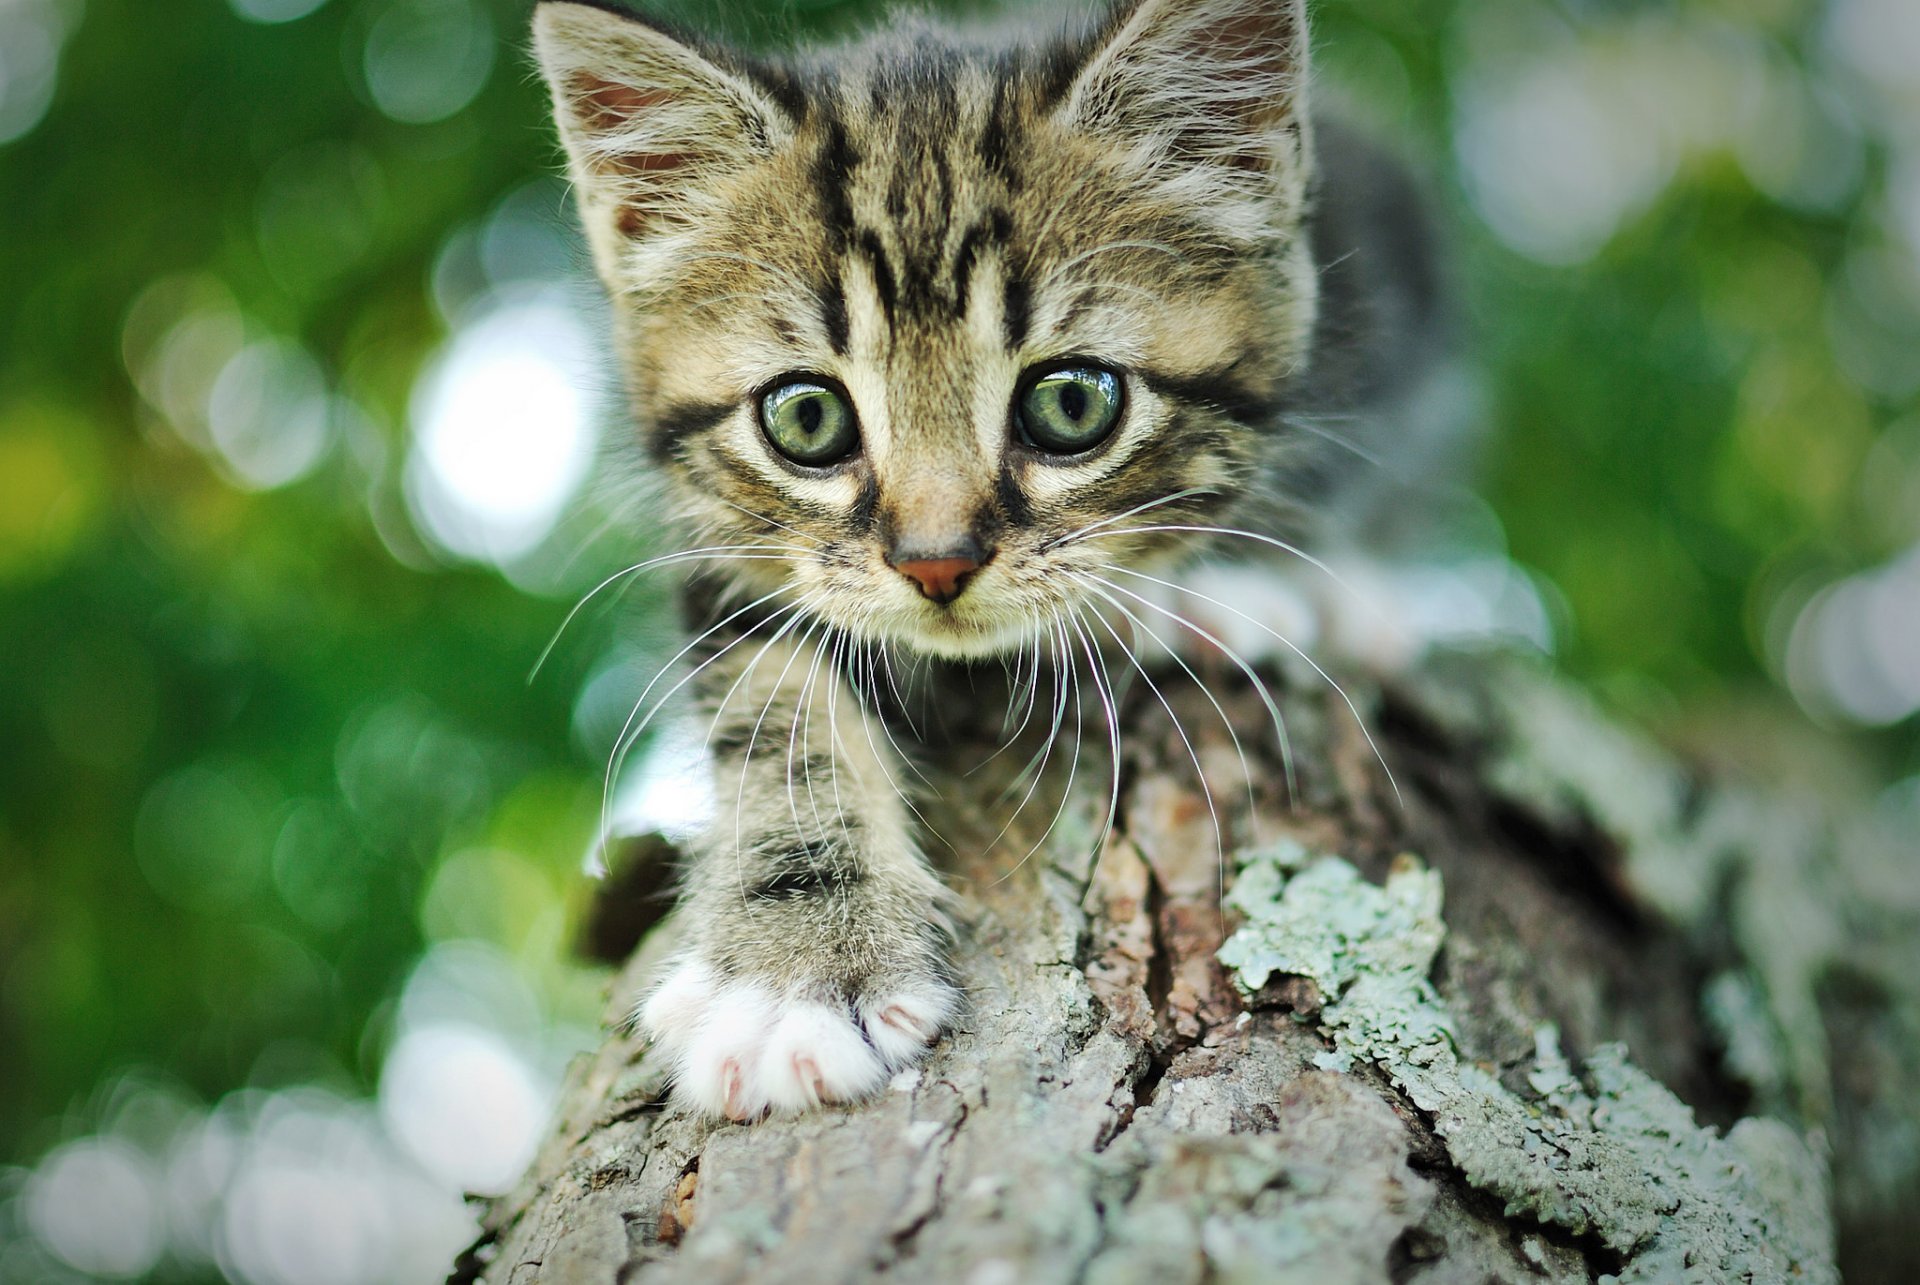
890, 613, 1041, 662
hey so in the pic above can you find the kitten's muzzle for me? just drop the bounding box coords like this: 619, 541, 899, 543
888, 540, 992, 606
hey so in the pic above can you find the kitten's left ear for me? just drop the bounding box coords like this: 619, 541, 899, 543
1058, 0, 1309, 183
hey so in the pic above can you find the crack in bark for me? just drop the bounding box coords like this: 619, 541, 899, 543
876, 1100, 969, 1270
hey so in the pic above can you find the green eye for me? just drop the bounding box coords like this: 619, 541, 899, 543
760, 380, 858, 466
1016, 365, 1124, 454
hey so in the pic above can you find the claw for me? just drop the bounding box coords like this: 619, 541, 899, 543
878, 1004, 936, 1043
793, 1055, 827, 1104
721, 1059, 753, 1122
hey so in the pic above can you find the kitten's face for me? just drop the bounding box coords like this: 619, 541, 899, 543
536, 0, 1315, 659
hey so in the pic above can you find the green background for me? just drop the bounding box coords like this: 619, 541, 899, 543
2, 0, 1916, 1279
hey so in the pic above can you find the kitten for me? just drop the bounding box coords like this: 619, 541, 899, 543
532, 0, 1443, 1121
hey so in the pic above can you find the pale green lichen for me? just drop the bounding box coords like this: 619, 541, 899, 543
1218, 842, 1836, 1284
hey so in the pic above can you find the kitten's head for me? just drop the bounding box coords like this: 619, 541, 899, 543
534, 0, 1316, 659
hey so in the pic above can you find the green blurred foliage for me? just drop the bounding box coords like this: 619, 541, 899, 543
0, 0, 1914, 1217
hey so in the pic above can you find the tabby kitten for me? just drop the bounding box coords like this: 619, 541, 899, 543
532, 0, 1441, 1121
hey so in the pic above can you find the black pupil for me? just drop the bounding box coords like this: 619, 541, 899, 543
796, 397, 823, 437
1057, 381, 1087, 421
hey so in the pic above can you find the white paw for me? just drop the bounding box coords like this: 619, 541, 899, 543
638, 960, 957, 1121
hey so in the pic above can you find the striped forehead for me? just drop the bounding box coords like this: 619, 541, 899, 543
801, 68, 1036, 351
775, 60, 1041, 478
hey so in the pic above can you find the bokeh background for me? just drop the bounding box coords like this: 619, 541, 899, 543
2, 0, 1917, 1279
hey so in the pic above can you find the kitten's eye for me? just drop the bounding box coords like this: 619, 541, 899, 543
1016, 365, 1124, 454
760, 379, 859, 466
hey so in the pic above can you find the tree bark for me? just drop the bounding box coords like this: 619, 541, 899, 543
460, 651, 1918, 1284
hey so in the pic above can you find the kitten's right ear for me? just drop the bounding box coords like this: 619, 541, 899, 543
1056, 0, 1309, 221
531, 1, 795, 260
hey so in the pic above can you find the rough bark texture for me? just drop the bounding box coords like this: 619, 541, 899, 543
461, 650, 1919, 1284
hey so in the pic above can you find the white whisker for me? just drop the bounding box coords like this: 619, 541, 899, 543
1066, 606, 1124, 855
1073, 591, 1227, 903
710, 496, 825, 547
1074, 576, 1260, 834
1077, 572, 1299, 805
594, 591, 801, 864
530, 543, 807, 684
1059, 523, 1363, 612
1097, 563, 1401, 807
1043, 486, 1216, 551
732, 615, 826, 903
996, 617, 1085, 883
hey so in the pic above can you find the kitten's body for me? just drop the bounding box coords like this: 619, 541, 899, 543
534, 0, 1448, 1120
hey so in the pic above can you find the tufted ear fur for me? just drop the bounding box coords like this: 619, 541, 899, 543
531, 1, 797, 279
1057, 0, 1310, 230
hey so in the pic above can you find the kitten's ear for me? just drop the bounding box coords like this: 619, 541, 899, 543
531, 1, 796, 262
1058, 0, 1308, 184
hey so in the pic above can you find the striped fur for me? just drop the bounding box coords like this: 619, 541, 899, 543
533, 0, 1443, 1120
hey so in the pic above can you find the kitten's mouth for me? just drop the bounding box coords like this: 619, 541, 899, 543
893, 597, 1039, 661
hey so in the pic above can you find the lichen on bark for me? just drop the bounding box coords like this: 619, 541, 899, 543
1219, 838, 1835, 1283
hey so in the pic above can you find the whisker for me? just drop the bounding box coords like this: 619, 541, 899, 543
1074, 576, 1261, 836
970, 629, 1050, 778
1058, 523, 1363, 612
732, 616, 826, 904
530, 544, 807, 684
1042, 486, 1217, 552
1079, 571, 1300, 805
1099, 563, 1402, 807
878, 638, 922, 741
1038, 238, 1187, 294
548, 507, 634, 584
997, 641, 1027, 738
709, 496, 825, 548
822, 629, 862, 860
1073, 590, 1228, 906
1066, 606, 1124, 856
996, 617, 1085, 883
847, 626, 947, 848
789, 620, 837, 841
595, 591, 802, 863
989, 625, 1069, 809
1279, 412, 1387, 468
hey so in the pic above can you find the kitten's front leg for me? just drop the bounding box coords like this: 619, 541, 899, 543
640, 630, 957, 1121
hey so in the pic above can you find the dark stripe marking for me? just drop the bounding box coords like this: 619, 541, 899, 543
820, 279, 850, 355
814, 116, 859, 251
995, 466, 1033, 527
748, 844, 859, 902
739, 59, 809, 125
848, 474, 880, 535
650, 399, 735, 462
951, 223, 987, 316
856, 228, 899, 327
951, 208, 1012, 318
1142, 366, 1277, 426
1002, 274, 1031, 349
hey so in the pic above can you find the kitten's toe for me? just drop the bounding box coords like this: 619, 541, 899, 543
859, 981, 959, 1066
640, 961, 957, 1121
673, 981, 779, 1121
637, 958, 719, 1056
761, 1001, 885, 1112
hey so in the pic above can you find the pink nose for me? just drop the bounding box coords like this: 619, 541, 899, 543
893, 555, 982, 605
